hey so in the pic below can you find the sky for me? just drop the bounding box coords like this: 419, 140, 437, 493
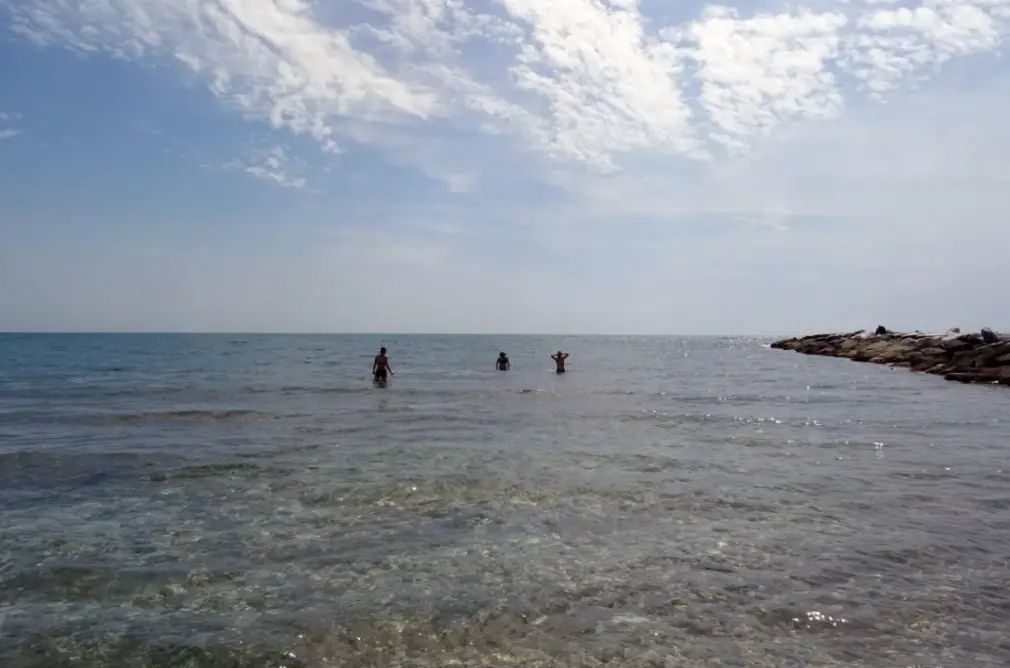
1, 0, 1009, 335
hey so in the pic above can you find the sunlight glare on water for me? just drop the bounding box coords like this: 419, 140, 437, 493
1, 333, 1008, 667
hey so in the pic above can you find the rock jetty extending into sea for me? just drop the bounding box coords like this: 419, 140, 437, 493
770, 326, 1010, 386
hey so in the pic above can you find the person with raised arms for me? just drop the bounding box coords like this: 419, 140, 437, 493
551, 350, 569, 374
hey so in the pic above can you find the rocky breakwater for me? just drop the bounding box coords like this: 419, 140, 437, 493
770, 327, 1010, 386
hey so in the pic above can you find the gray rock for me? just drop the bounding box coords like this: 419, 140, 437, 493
770, 326, 1010, 391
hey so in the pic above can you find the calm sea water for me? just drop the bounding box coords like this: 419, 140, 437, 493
1, 333, 1008, 667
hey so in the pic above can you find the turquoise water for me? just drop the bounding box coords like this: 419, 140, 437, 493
1, 333, 1009, 667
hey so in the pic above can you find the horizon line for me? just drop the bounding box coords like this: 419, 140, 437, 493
0, 330, 789, 338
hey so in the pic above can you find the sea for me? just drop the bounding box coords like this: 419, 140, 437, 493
1, 333, 1008, 668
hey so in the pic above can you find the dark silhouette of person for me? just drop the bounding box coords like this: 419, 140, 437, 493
373, 347, 393, 382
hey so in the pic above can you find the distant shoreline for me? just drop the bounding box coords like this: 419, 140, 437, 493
770, 328, 1010, 387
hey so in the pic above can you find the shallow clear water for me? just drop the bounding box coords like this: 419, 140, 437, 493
1, 333, 1008, 667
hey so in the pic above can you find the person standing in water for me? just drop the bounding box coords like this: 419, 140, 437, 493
373, 346, 393, 382
496, 352, 511, 370
551, 350, 569, 373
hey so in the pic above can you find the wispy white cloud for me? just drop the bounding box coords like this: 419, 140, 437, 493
0, 112, 21, 140
3, 0, 1010, 333
221, 145, 309, 190
669, 6, 849, 153
131, 120, 163, 136
4, 0, 1010, 171
843, 1, 1006, 96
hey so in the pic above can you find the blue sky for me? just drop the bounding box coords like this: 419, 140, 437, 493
1, 0, 1009, 335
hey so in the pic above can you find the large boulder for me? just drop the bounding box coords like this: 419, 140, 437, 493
939, 336, 975, 352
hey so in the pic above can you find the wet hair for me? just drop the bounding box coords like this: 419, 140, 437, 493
380, 347, 387, 354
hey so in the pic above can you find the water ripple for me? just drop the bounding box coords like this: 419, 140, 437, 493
1, 333, 1008, 667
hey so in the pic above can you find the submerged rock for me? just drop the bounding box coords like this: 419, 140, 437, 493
769, 328, 1010, 388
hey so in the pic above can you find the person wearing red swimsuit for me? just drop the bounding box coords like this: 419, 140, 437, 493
373, 347, 393, 382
